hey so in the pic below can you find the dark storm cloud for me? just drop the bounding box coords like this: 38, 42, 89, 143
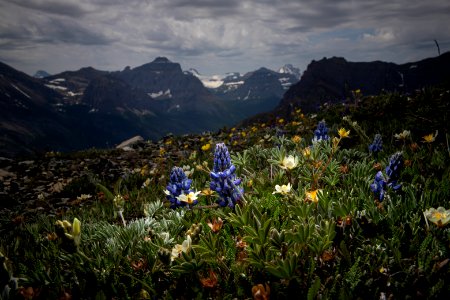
0, 0, 449, 75
7, 0, 89, 18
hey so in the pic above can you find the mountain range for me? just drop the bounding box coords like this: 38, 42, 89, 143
1, 52, 450, 157
0, 58, 300, 156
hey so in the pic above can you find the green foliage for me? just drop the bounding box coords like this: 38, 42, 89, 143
1, 87, 450, 298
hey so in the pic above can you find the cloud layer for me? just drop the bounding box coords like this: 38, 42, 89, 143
1, 0, 449, 75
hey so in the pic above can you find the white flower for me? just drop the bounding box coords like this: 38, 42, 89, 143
176, 191, 201, 204
272, 183, 292, 195
280, 155, 299, 170
164, 189, 171, 195
182, 165, 194, 177
77, 194, 92, 201
394, 130, 411, 140
171, 235, 192, 261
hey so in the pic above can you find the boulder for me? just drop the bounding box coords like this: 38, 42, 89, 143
116, 136, 145, 151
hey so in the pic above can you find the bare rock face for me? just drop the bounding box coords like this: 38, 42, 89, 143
116, 136, 145, 151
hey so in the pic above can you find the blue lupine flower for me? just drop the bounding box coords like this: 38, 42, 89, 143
165, 166, 193, 209
210, 143, 243, 208
369, 134, 383, 156
370, 152, 404, 202
370, 171, 387, 201
313, 121, 330, 142
385, 152, 403, 190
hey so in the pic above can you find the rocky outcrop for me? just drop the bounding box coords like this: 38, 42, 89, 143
278, 52, 450, 113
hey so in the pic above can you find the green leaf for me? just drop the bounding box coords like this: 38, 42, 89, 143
307, 277, 321, 300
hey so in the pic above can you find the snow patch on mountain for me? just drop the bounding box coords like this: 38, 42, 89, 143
278, 64, 301, 80
10, 83, 31, 99
148, 89, 172, 99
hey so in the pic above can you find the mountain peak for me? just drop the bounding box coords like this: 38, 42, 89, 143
278, 64, 301, 80
152, 57, 172, 63
33, 70, 51, 78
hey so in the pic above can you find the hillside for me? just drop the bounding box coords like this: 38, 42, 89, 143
0, 85, 449, 298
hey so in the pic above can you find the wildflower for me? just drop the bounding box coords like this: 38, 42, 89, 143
280, 155, 299, 170
186, 223, 203, 242
77, 194, 92, 201
247, 179, 253, 188
113, 194, 125, 209
302, 147, 311, 157
141, 178, 151, 188
201, 188, 215, 196
176, 191, 201, 205
251, 126, 258, 132
272, 183, 292, 195
207, 217, 223, 233
200, 269, 218, 288
370, 171, 387, 201
72, 218, 81, 237
369, 134, 383, 155
422, 130, 438, 143
424, 207, 450, 227
394, 130, 410, 141
313, 120, 330, 142
385, 152, 403, 190
291, 135, 302, 143
210, 143, 244, 208
55, 217, 81, 248
236, 236, 247, 249
171, 235, 192, 261
202, 143, 211, 151
252, 283, 270, 300
278, 118, 284, 124
182, 165, 194, 177
338, 128, 350, 138
165, 166, 194, 209
305, 189, 321, 203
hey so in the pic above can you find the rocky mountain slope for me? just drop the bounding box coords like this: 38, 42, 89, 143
278, 51, 450, 113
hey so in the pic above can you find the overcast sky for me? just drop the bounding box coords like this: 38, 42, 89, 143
1, 0, 449, 76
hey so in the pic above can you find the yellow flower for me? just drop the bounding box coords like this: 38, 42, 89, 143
292, 135, 302, 143
251, 126, 258, 132
422, 131, 438, 143
305, 189, 322, 203
177, 191, 201, 204
302, 147, 311, 157
201, 188, 215, 196
278, 118, 284, 124
72, 218, 81, 237
338, 128, 350, 138
247, 179, 253, 188
424, 207, 450, 227
280, 155, 299, 170
272, 183, 292, 195
201, 143, 211, 151
260, 123, 266, 128
241, 132, 247, 137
